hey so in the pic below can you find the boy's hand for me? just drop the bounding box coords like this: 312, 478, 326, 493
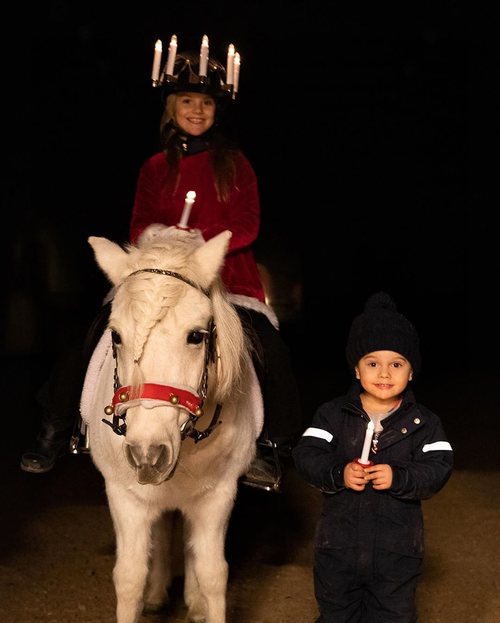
364, 464, 393, 490
344, 462, 370, 491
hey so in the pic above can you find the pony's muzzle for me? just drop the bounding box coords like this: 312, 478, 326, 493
124, 442, 175, 485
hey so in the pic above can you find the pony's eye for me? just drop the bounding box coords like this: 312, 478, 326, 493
187, 330, 206, 345
111, 329, 122, 345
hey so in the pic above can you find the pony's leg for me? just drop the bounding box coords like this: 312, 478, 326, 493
183, 489, 235, 623
143, 510, 174, 613
106, 483, 156, 623
183, 537, 203, 621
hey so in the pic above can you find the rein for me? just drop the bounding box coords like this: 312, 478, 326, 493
101, 267, 222, 443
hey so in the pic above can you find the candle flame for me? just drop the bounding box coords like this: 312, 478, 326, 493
155, 39, 162, 52
186, 191, 196, 200
228, 43, 235, 54
170, 34, 177, 45
202, 35, 209, 46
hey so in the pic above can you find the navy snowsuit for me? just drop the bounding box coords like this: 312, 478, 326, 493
292, 382, 453, 622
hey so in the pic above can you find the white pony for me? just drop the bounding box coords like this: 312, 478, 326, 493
80, 225, 263, 623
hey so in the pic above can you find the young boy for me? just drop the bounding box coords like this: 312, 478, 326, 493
292, 291, 453, 622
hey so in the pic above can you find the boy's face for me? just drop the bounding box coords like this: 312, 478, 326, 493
355, 350, 412, 401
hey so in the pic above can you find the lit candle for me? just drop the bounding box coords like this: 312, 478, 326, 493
178, 191, 196, 229
232, 52, 240, 98
226, 43, 235, 85
359, 420, 374, 464
199, 35, 209, 77
165, 34, 177, 76
151, 39, 162, 84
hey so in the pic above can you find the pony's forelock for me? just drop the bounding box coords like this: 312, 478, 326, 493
112, 230, 248, 400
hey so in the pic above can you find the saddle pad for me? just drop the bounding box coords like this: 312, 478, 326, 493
80, 329, 113, 425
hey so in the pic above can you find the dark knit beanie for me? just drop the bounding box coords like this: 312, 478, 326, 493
346, 291, 421, 375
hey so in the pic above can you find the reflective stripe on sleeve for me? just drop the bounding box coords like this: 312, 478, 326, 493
302, 427, 333, 443
422, 441, 453, 452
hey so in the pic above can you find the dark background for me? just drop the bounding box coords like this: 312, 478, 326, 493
4, 2, 486, 464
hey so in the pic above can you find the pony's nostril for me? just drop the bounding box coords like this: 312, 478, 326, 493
147, 444, 169, 467
125, 443, 170, 469
125, 443, 140, 468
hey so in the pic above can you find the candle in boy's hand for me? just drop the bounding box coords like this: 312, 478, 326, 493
359, 420, 375, 464
178, 191, 196, 228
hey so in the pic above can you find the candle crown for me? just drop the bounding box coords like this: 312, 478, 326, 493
151, 36, 241, 102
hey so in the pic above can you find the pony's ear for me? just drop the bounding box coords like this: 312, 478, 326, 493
88, 236, 129, 286
192, 230, 232, 288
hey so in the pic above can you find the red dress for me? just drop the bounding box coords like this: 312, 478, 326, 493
130, 151, 265, 303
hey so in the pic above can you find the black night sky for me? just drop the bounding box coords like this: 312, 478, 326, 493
5, 2, 488, 458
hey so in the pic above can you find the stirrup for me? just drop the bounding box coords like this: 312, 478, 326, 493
69, 414, 91, 454
240, 439, 283, 493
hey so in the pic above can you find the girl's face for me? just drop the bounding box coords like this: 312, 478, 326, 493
174, 92, 216, 136
355, 350, 412, 404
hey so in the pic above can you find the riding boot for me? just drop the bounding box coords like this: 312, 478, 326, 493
20, 418, 75, 474
20, 366, 81, 474
241, 438, 283, 493
20, 302, 112, 474
240, 433, 299, 493
235, 305, 302, 493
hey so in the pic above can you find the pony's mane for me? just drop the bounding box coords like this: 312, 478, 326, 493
209, 279, 250, 400
117, 239, 194, 367
112, 226, 249, 398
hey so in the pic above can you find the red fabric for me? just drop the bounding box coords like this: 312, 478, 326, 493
130, 151, 265, 302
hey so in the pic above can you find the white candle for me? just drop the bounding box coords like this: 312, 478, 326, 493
232, 52, 240, 97
199, 35, 209, 77
151, 39, 162, 84
165, 34, 177, 76
226, 43, 235, 85
178, 191, 196, 228
359, 420, 374, 464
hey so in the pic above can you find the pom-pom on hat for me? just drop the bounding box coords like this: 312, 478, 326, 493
346, 291, 421, 375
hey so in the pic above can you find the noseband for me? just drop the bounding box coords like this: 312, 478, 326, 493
102, 267, 222, 443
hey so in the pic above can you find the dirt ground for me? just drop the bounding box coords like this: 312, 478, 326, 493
2, 360, 500, 623
2, 453, 500, 622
